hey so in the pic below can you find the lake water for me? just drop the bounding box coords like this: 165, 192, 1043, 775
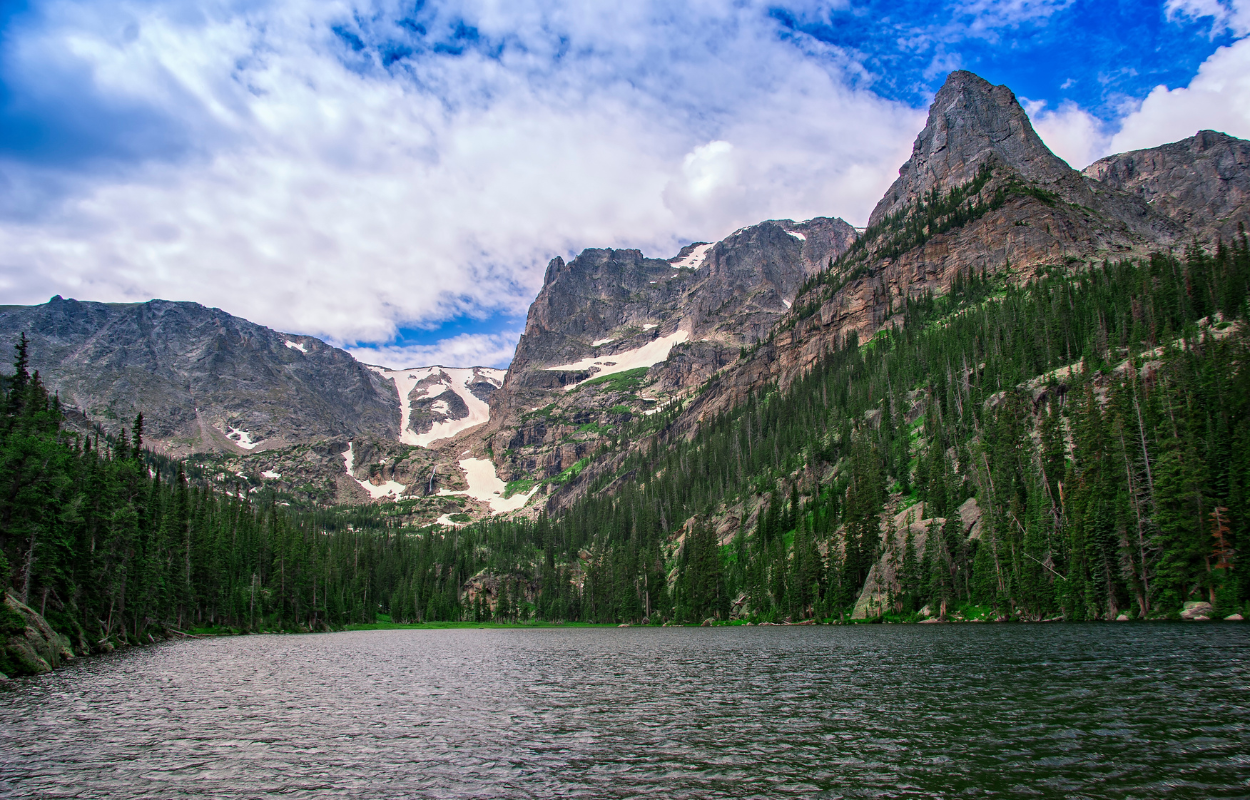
2, 625, 1248, 798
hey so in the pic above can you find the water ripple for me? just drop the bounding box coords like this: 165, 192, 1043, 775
2, 625, 1249, 798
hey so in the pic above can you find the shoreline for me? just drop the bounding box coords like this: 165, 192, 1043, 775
5, 595, 1243, 684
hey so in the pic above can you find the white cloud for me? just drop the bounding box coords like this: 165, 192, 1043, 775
956, 0, 1074, 33
347, 332, 521, 370
1024, 98, 1113, 169
1165, 0, 1250, 37
0, 0, 922, 359
1110, 36, 1250, 153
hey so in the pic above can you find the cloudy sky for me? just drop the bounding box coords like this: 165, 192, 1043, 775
1, 0, 1248, 368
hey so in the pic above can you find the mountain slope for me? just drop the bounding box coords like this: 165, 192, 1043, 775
0, 297, 399, 454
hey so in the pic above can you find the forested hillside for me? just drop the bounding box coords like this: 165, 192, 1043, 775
4, 235, 1247, 672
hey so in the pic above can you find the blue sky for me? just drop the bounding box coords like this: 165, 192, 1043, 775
0, 0, 1247, 368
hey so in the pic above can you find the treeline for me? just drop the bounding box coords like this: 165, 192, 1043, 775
3, 238, 1249, 654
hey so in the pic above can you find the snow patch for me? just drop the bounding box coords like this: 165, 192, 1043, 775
343, 441, 406, 500
226, 427, 259, 450
436, 513, 461, 527
367, 365, 504, 447
285, 340, 307, 353
438, 457, 539, 514
431, 399, 450, 415
783, 298, 792, 308
545, 330, 689, 390
591, 337, 615, 347
671, 242, 713, 270
642, 324, 657, 330
786, 230, 806, 241
261, 470, 281, 479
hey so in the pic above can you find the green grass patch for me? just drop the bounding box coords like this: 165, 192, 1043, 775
503, 478, 535, 498
552, 457, 591, 484
578, 367, 649, 392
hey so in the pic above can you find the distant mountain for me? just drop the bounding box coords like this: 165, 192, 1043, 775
663, 70, 1237, 433
0, 297, 400, 454
363, 364, 504, 447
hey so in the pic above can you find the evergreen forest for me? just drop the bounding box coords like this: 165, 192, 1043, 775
3, 235, 1249, 669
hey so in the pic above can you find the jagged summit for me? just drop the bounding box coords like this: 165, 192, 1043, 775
1084, 129, 1250, 245
869, 70, 1074, 227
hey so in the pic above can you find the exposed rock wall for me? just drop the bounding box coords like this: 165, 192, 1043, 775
1084, 129, 1250, 245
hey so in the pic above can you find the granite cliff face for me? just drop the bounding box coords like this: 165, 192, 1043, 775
1083, 129, 1250, 245
0, 297, 399, 455
869, 71, 1076, 225
484, 216, 857, 485
664, 71, 1204, 430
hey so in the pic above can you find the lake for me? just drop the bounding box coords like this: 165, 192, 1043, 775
2, 624, 1248, 798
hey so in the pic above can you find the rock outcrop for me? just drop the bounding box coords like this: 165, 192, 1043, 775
1083, 129, 1250, 245
2, 590, 77, 677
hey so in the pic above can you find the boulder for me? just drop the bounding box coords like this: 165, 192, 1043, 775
2, 591, 76, 676
1115, 614, 1130, 621
1225, 613, 1244, 621
1181, 601, 1214, 620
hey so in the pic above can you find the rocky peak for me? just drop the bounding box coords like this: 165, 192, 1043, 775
869, 71, 1075, 227
1083, 130, 1250, 245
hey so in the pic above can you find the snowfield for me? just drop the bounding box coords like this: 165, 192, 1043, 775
284, 340, 307, 353
226, 427, 259, 450
786, 230, 806, 241
343, 441, 406, 500
439, 457, 538, 514
544, 330, 689, 390
367, 365, 504, 447
671, 242, 713, 270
